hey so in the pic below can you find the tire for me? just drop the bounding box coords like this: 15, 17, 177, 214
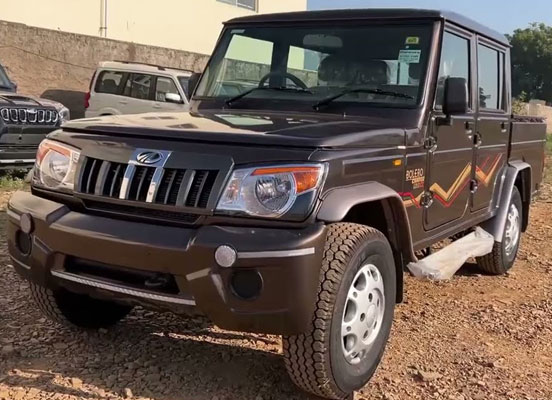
477, 186, 523, 275
283, 223, 396, 400
30, 283, 133, 329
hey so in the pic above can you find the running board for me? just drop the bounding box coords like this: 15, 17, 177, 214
407, 227, 494, 280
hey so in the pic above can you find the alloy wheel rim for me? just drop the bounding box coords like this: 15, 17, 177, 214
341, 263, 385, 365
504, 203, 520, 257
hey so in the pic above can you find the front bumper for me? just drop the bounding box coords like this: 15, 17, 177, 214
7, 191, 327, 335
0, 124, 56, 168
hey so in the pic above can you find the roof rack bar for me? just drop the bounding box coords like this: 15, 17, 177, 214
112, 60, 195, 74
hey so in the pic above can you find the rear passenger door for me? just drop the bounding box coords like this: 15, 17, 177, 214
92, 70, 126, 114
471, 39, 509, 211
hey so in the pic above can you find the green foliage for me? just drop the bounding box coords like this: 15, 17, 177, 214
512, 92, 528, 115
0, 170, 28, 190
509, 23, 552, 103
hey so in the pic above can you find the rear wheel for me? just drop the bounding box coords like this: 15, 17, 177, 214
30, 283, 133, 329
477, 187, 522, 275
283, 223, 396, 399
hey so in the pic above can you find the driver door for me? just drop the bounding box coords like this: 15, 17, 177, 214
424, 28, 476, 230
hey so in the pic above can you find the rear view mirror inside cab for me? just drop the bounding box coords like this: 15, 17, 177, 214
303, 34, 343, 49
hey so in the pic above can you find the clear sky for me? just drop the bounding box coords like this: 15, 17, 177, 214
308, 0, 552, 34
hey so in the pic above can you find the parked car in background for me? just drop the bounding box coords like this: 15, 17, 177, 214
85, 61, 193, 117
0, 62, 69, 168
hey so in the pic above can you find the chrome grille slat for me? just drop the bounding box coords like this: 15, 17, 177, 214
0, 107, 58, 126
119, 164, 136, 200
85, 159, 99, 194
146, 167, 165, 203
187, 171, 208, 208
176, 170, 195, 207
94, 161, 111, 196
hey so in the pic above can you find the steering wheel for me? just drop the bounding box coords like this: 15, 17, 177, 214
258, 71, 308, 90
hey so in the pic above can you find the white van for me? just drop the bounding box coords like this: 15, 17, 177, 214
85, 61, 193, 117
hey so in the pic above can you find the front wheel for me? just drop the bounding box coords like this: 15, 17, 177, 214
283, 223, 396, 399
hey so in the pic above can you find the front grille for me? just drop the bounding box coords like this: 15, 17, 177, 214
0, 107, 59, 125
78, 156, 219, 209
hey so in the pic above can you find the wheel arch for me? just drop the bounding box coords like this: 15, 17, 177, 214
481, 161, 532, 241
317, 182, 417, 303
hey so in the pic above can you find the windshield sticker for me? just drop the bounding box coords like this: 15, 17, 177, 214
398, 49, 421, 64
230, 29, 245, 34
405, 36, 420, 45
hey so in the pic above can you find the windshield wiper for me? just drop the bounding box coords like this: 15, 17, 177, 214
225, 86, 312, 107
313, 88, 414, 110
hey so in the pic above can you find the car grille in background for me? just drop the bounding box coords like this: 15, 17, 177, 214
0, 107, 59, 125
78, 156, 219, 209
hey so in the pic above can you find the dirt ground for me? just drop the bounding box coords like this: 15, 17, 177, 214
0, 176, 551, 400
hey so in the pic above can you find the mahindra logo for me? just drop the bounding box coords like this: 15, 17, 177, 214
136, 151, 163, 165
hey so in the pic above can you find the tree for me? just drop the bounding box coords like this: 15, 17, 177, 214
508, 23, 552, 103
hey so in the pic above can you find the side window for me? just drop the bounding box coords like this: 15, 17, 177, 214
436, 32, 470, 108
123, 73, 153, 100
155, 77, 179, 102
95, 71, 124, 94
478, 44, 503, 110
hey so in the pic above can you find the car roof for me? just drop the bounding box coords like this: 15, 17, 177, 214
98, 61, 193, 77
225, 9, 509, 46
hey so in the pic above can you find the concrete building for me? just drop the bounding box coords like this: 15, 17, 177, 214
2, 0, 307, 55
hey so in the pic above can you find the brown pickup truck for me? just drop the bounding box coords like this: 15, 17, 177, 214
7, 9, 547, 400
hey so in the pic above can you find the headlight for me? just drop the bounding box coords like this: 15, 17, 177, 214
34, 139, 80, 192
58, 106, 70, 124
217, 164, 326, 218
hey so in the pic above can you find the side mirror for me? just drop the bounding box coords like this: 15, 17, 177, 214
443, 77, 468, 115
188, 72, 202, 98
165, 92, 183, 104
9, 81, 17, 93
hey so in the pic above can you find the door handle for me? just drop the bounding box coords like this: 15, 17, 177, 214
465, 121, 474, 135
473, 132, 483, 147
119, 100, 128, 105
500, 121, 508, 133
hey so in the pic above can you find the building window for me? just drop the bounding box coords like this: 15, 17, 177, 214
218, 0, 257, 11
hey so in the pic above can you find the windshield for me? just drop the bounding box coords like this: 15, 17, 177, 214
196, 23, 433, 110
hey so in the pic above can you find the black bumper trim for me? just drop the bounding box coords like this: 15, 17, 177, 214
51, 270, 196, 306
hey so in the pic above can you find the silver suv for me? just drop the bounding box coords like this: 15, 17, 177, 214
85, 61, 192, 117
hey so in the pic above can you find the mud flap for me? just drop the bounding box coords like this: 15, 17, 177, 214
407, 228, 494, 280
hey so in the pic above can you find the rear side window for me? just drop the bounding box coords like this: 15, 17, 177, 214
436, 31, 470, 108
478, 44, 504, 110
124, 73, 153, 100
155, 77, 179, 101
95, 71, 124, 94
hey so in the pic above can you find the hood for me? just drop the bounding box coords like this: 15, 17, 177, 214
0, 92, 63, 109
62, 110, 415, 148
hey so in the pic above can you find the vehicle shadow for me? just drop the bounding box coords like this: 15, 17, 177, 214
0, 308, 313, 400
456, 261, 483, 276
